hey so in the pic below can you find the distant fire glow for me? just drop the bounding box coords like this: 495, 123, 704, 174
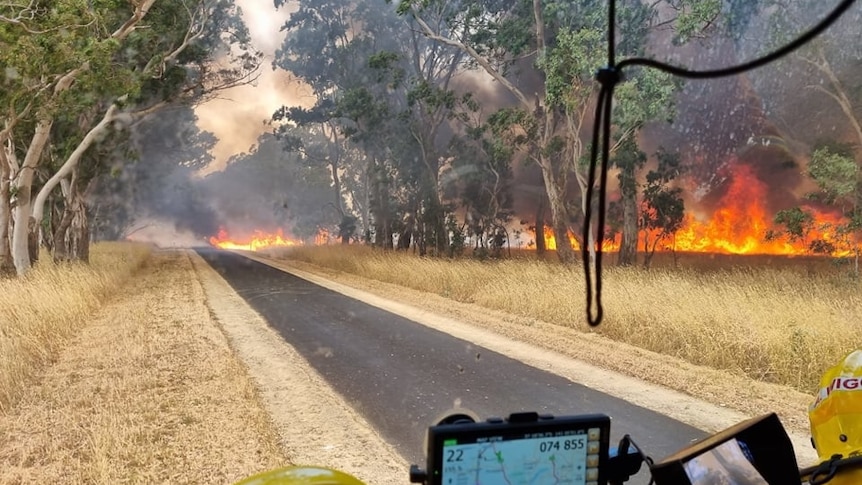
210, 165, 857, 257
209, 227, 333, 250
209, 228, 302, 251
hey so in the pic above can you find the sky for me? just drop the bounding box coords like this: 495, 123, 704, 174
194, 0, 312, 175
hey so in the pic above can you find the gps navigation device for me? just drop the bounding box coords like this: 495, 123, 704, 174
420, 412, 611, 485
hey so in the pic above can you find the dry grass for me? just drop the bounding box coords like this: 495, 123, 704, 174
0, 251, 286, 484
271, 245, 861, 393
0, 242, 151, 411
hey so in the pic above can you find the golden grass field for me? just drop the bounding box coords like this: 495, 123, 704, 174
273, 245, 861, 393
0, 248, 286, 484
0, 242, 151, 411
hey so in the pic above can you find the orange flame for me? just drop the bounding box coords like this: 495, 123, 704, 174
527, 164, 857, 257
209, 228, 302, 251
673, 164, 852, 256
529, 227, 620, 252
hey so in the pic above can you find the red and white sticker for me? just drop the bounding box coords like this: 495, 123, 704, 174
811, 377, 862, 409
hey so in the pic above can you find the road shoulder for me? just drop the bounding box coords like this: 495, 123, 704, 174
0, 250, 285, 484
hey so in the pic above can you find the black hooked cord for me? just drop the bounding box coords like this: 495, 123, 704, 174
583, 0, 858, 327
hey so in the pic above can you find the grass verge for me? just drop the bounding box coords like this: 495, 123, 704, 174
0, 250, 286, 484
0, 242, 151, 411
271, 245, 860, 393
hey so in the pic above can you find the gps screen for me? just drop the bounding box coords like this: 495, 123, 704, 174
439, 427, 602, 485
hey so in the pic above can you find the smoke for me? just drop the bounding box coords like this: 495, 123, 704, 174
194, 0, 314, 175
187, 0, 859, 241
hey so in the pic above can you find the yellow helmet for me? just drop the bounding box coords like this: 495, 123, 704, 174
233, 466, 367, 485
808, 349, 862, 484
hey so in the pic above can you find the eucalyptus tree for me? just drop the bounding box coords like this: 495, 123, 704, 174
274, 0, 468, 254
446, 113, 516, 256
395, 0, 717, 263
755, 1, 862, 271
639, 148, 685, 269
1, 0, 260, 274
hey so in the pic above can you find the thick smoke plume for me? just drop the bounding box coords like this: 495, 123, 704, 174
195, 0, 313, 175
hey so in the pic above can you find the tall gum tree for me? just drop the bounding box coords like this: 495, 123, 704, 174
273, 0, 466, 254
395, 0, 718, 264
38, 0, 259, 262
3, 0, 157, 275
2, 0, 260, 273
273, 0, 383, 242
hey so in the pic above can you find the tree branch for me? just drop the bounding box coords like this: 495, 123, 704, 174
112, 0, 157, 40
409, 5, 531, 109
31, 104, 121, 223
161, 0, 211, 70
801, 50, 862, 150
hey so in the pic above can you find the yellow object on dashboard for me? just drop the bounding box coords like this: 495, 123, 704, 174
809, 349, 862, 484
233, 466, 367, 485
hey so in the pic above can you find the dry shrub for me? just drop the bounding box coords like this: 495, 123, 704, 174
273, 245, 860, 392
0, 242, 151, 410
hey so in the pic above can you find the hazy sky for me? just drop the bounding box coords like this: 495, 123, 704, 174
195, 0, 311, 174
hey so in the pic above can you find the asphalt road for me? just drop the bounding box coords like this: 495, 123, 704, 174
197, 249, 707, 483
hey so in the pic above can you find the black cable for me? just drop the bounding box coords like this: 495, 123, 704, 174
583, 86, 608, 325
617, 0, 857, 79
583, 0, 857, 327
801, 454, 862, 485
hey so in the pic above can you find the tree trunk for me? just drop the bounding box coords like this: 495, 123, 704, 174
32, 105, 119, 225
52, 202, 74, 263
11, 118, 53, 275
541, 165, 576, 264
0, 158, 12, 276
52, 171, 90, 263
535, 197, 546, 254
69, 196, 90, 263
618, 163, 638, 266
43, 196, 63, 252
27, 221, 39, 265
426, 167, 446, 256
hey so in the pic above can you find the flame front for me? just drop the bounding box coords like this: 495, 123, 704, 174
670, 164, 851, 256
530, 164, 856, 256
532, 227, 620, 252
209, 228, 302, 251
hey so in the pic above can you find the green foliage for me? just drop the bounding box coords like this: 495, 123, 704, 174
614, 67, 679, 130
614, 138, 647, 196
540, 26, 604, 108
771, 207, 814, 243
808, 146, 857, 205
668, 0, 722, 43
446, 214, 466, 257
765, 207, 842, 257
640, 149, 685, 267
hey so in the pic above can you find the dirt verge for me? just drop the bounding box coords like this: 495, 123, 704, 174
0, 251, 285, 485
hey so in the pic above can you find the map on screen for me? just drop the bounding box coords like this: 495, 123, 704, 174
439, 428, 602, 485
